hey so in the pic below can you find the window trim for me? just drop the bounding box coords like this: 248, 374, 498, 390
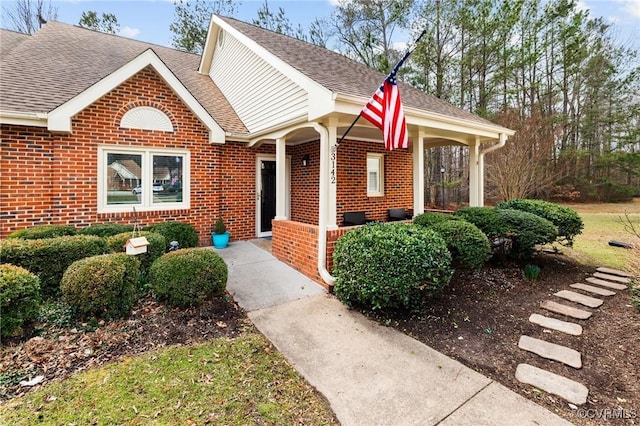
366, 153, 384, 197
98, 145, 190, 213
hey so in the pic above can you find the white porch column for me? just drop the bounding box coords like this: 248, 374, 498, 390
478, 153, 485, 207
469, 136, 481, 207
275, 137, 287, 220
327, 118, 338, 229
412, 129, 425, 216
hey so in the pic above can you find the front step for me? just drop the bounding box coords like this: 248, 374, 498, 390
518, 335, 582, 368
516, 364, 588, 405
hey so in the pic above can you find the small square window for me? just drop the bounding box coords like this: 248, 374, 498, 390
367, 153, 384, 197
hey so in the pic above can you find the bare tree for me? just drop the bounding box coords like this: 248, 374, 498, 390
2, 0, 58, 34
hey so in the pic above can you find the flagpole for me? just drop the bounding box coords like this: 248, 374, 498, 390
335, 29, 427, 146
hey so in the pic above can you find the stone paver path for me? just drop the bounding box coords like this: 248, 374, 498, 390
516, 364, 589, 405
553, 290, 604, 308
518, 336, 582, 368
569, 283, 616, 297
585, 277, 627, 290
540, 300, 592, 319
529, 313, 582, 336
516, 266, 632, 406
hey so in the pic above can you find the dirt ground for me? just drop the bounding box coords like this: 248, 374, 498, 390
367, 252, 639, 425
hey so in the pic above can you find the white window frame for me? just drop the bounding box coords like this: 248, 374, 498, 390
367, 153, 384, 197
98, 145, 190, 213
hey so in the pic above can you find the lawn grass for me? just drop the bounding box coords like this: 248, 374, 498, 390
1, 332, 338, 425
561, 199, 639, 270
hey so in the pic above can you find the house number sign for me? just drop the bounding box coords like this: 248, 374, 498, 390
330, 145, 337, 185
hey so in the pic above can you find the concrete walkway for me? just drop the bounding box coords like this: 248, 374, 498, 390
215, 241, 570, 426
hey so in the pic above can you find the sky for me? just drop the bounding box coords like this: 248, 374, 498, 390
0, 0, 638, 50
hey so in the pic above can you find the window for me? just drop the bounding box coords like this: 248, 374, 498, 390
98, 146, 189, 213
367, 153, 384, 196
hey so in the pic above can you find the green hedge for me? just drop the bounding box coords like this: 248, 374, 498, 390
105, 231, 166, 276
7, 225, 77, 240
0, 264, 41, 338
413, 212, 459, 228
149, 248, 228, 308
0, 236, 108, 298
61, 254, 140, 320
431, 220, 491, 269
79, 223, 134, 238
143, 221, 198, 251
333, 223, 453, 311
497, 199, 583, 246
453, 207, 505, 239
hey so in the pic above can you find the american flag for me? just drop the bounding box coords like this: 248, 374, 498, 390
361, 50, 411, 150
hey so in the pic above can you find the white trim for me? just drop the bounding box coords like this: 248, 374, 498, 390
48, 49, 225, 143
97, 145, 190, 214
0, 110, 48, 127
255, 155, 291, 237
120, 106, 174, 131
366, 153, 384, 197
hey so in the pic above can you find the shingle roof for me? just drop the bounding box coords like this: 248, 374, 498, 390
218, 16, 497, 127
0, 28, 30, 58
0, 22, 247, 133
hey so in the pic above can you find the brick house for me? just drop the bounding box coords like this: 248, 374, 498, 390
0, 16, 513, 288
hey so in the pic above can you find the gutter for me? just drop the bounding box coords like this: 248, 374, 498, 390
480, 132, 507, 156
312, 121, 336, 287
477, 133, 507, 206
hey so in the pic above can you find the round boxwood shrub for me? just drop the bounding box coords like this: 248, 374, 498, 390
143, 221, 198, 251
333, 223, 453, 311
7, 224, 77, 240
60, 253, 140, 320
105, 231, 166, 276
496, 209, 558, 257
431, 220, 491, 269
453, 207, 505, 239
0, 235, 108, 298
413, 212, 459, 228
496, 199, 583, 246
79, 223, 134, 238
149, 248, 228, 308
0, 264, 41, 338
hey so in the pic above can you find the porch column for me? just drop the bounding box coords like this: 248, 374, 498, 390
327, 118, 338, 229
412, 129, 425, 216
275, 137, 287, 220
469, 136, 481, 207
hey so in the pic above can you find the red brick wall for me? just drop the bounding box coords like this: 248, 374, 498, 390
0, 66, 266, 245
289, 142, 320, 224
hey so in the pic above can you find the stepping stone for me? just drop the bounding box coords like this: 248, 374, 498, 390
516, 363, 588, 405
597, 267, 633, 278
593, 272, 630, 284
518, 335, 582, 368
554, 290, 603, 308
540, 300, 592, 320
585, 277, 627, 291
529, 313, 582, 336
570, 283, 616, 297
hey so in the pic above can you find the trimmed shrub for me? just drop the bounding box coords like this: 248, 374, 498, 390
0, 264, 41, 338
0, 236, 108, 298
60, 253, 140, 320
497, 199, 583, 246
7, 225, 77, 240
413, 212, 459, 228
105, 231, 166, 276
453, 207, 505, 239
496, 209, 558, 257
143, 221, 198, 251
149, 248, 228, 308
79, 223, 134, 238
333, 223, 453, 311
431, 220, 491, 269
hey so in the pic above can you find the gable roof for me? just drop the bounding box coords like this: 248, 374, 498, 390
214, 16, 503, 130
0, 22, 246, 134
0, 28, 30, 57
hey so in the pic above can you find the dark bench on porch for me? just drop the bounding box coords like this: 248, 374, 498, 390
342, 211, 375, 226
387, 208, 412, 221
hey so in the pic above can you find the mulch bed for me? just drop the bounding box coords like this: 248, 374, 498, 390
0, 294, 247, 401
367, 252, 639, 425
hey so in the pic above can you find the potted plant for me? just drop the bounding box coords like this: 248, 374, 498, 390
212, 216, 230, 249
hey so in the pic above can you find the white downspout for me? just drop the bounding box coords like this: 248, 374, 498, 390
312, 122, 336, 286
478, 133, 507, 206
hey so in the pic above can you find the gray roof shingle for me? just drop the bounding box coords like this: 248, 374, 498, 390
0, 22, 247, 133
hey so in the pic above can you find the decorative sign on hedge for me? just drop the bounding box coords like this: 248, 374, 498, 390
124, 236, 149, 255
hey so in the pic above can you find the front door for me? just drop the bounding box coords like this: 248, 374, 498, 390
260, 160, 276, 233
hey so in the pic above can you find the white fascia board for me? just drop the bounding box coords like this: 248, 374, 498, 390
0, 110, 48, 127
48, 49, 225, 144
198, 16, 218, 74
333, 93, 514, 139
210, 16, 333, 110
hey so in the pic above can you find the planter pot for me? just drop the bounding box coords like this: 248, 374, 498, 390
212, 231, 230, 249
